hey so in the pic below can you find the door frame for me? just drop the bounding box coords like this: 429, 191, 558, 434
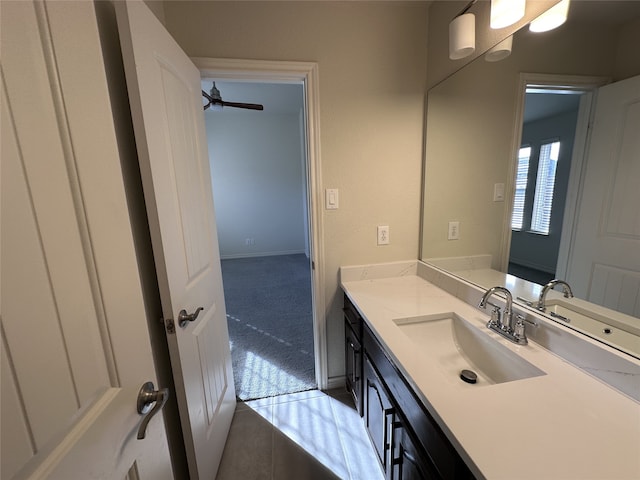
191, 57, 328, 389
499, 73, 610, 274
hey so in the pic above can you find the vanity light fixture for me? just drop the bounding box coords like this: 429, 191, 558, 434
449, 0, 477, 60
490, 0, 526, 29
530, 0, 570, 32
484, 35, 513, 62
449, 13, 476, 60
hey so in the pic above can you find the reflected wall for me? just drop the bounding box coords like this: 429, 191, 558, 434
421, 8, 639, 268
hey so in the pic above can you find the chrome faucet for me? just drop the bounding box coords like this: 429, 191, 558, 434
479, 286, 513, 329
536, 279, 574, 311
478, 286, 528, 345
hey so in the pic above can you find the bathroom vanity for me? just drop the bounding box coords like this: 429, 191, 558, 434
341, 261, 640, 480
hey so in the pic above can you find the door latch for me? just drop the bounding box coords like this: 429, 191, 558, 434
136, 381, 169, 440
178, 307, 203, 328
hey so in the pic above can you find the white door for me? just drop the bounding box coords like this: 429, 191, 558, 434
1, 1, 171, 478
564, 75, 640, 316
115, 2, 236, 478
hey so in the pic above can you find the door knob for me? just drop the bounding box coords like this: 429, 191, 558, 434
136, 381, 169, 440
178, 307, 203, 328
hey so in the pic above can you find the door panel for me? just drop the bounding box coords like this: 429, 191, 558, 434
115, 2, 236, 478
1, 1, 171, 478
12, 387, 169, 480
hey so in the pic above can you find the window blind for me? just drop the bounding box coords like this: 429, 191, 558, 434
511, 146, 531, 230
531, 141, 560, 234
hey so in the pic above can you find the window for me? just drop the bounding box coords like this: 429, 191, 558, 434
511, 146, 531, 230
511, 140, 560, 235
531, 141, 560, 234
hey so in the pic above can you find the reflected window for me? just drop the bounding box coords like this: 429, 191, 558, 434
531, 141, 560, 234
511, 146, 531, 230
511, 141, 560, 235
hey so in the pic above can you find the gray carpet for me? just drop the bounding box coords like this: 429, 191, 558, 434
221, 254, 316, 400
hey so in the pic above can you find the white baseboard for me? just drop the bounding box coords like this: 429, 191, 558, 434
509, 258, 555, 274
325, 376, 346, 391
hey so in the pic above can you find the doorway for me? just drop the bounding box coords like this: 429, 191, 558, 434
202, 79, 317, 400
502, 74, 610, 283
508, 88, 583, 284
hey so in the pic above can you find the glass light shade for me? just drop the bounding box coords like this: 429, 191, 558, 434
449, 13, 476, 60
484, 35, 513, 62
490, 0, 526, 29
530, 0, 570, 32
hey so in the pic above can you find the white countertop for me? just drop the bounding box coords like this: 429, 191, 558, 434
341, 263, 640, 480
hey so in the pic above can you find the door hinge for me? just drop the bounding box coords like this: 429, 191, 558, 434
164, 317, 175, 334
312, 261, 315, 270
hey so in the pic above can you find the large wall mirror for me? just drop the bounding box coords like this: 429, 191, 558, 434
420, 1, 640, 357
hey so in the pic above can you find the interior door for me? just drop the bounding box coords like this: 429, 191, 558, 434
115, 2, 236, 478
1, 1, 171, 478
564, 75, 640, 316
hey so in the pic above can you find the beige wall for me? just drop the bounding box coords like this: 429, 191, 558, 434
162, 1, 429, 380
144, 0, 166, 24
614, 17, 640, 81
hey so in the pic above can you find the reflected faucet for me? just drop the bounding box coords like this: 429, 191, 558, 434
537, 279, 574, 311
478, 286, 528, 345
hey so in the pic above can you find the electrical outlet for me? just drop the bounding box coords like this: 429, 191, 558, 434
448, 221, 460, 240
245, 238, 255, 246
377, 225, 390, 245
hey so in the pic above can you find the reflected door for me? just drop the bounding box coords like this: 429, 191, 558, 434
565, 75, 640, 316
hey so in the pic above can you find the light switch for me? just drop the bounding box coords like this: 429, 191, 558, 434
493, 183, 505, 202
325, 188, 339, 209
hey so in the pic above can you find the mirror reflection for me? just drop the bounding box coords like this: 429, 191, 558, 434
421, 1, 640, 357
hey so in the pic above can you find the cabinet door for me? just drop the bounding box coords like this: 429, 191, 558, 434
364, 355, 395, 474
345, 322, 363, 415
391, 420, 440, 480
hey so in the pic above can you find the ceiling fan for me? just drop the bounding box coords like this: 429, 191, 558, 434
202, 82, 264, 111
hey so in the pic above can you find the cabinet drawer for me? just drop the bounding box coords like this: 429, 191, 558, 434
343, 294, 363, 331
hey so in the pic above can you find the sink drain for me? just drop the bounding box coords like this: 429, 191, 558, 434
460, 369, 478, 384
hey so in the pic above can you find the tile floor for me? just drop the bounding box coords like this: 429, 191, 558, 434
215, 388, 385, 480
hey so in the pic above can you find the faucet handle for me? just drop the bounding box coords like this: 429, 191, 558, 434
483, 301, 502, 325
516, 296, 533, 307
513, 315, 529, 344
483, 300, 501, 311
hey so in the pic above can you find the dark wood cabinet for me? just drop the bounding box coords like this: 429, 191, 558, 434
344, 295, 475, 480
364, 355, 395, 475
391, 417, 440, 480
344, 294, 363, 415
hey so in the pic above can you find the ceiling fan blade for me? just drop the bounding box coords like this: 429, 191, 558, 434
202, 89, 214, 110
202, 87, 264, 111
222, 101, 264, 111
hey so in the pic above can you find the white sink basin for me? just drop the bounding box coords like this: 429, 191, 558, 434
545, 300, 640, 357
393, 313, 545, 386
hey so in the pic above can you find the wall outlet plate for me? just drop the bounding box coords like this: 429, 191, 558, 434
377, 225, 390, 245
